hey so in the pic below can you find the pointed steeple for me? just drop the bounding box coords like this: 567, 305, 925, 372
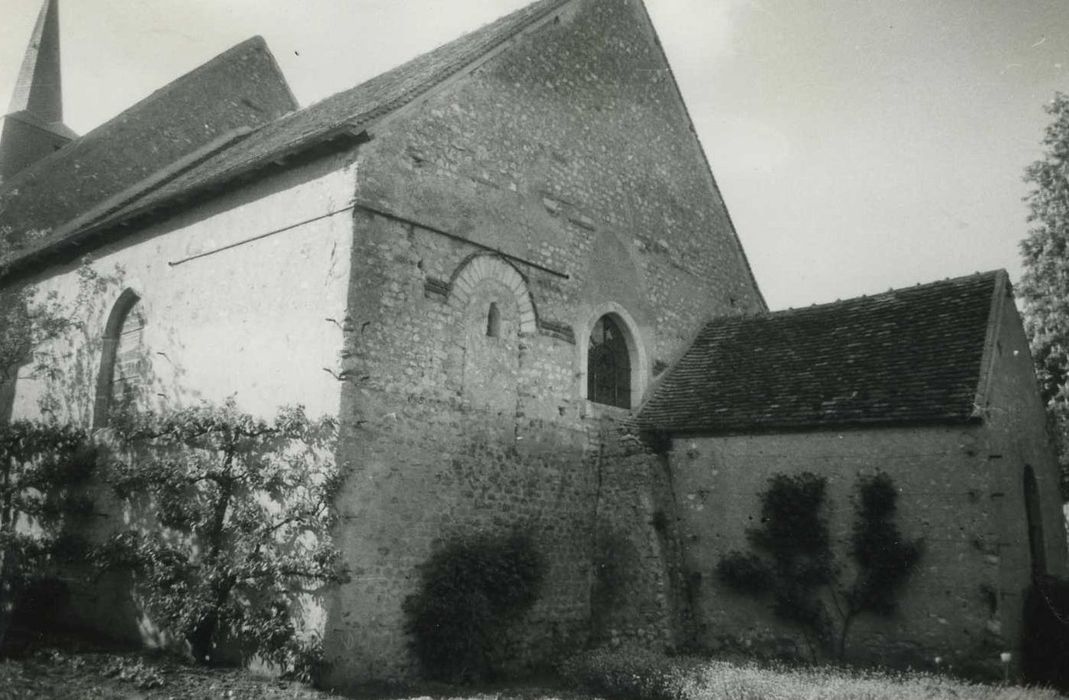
10, 0, 64, 122
0, 0, 76, 184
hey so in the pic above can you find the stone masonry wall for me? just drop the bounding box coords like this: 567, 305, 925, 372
670, 426, 1007, 670
979, 288, 1069, 653
321, 0, 764, 687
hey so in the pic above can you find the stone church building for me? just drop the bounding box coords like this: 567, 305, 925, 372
0, 0, 1065, 687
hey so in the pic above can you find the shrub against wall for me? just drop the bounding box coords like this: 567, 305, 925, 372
0, 421, 99, 651
403, 530, 545, 682
716, 471, 922, 661
95, 400, 345, 679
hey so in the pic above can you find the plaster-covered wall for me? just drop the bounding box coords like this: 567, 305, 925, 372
670, 426, 1005, 667
8, 153, 357, 424
977, 287, 1069, 647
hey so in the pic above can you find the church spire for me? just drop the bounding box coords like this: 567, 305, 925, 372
0, 0, 75, 183
9, 0, 64, 122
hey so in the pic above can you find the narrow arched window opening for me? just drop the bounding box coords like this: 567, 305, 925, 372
93, 290, 146, 428
1023, 465, 1046, 575
486, 302, 500, 338
588, 315, 631, 408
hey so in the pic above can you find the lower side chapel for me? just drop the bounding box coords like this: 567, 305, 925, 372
0, 0, 1065, 687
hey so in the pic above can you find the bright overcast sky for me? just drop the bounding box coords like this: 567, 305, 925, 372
2, 0, 1067, 310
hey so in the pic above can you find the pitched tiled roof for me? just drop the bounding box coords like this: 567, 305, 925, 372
0, 36, 297, 243
0, 0, 572, 276
640, 271, 1005, 434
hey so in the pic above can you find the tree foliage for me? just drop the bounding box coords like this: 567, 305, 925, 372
0, 421, 99, 651
403, 530, 544, 683
716, 472, 835, 659
95, 400, 345, 679
1019, 92, 1069, 500
716, 472, 922, 661
833, 473, 923, 658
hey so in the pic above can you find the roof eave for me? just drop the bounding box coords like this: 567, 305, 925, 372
0, 125, 369, 284
642, 414, 985, 439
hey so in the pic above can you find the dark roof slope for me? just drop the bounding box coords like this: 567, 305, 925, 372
88, 0, 572, 228
0, 36, 297, 241
640, 271, 1005, 434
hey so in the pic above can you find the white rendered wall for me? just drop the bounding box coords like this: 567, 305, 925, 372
10, 154, 357, 424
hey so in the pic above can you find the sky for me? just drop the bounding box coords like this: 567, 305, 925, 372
1, 0, 1067, 310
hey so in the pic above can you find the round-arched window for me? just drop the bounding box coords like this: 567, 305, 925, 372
588, 315, 631, 408
93, 290, 147, 427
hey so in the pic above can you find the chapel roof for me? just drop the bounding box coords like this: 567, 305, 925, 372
0, 36, 298, 243
0, 0, 572, 277
640, 271, 1006, 434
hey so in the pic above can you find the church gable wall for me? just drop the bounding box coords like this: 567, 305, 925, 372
671, 426, 1005, 669
976, 291, 1069, 650
322, 0, 757, 684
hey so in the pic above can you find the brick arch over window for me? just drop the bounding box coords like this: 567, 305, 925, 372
448, 255, 537, 335
93, 288, 145, 428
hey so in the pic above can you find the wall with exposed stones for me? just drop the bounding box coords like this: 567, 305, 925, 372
320, 0, 764, 687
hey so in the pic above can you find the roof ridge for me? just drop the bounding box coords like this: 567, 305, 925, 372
261, 0, 573, 134
729, 269, 1006, 322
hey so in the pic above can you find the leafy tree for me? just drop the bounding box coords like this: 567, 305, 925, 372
716, 472, 922, 661
716, 472, 835, 660
1019, 92, 1069, 500
95, 400, 345, 678
0, 227, 71, 392
0, 422, 99, 651
830, 473, 923, 658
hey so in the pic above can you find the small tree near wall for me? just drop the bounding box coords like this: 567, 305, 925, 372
716, 471, 922, 661
95, 400, 346, 679
0, 422, 99, 651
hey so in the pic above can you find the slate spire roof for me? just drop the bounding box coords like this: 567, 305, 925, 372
8, 0, 65, 124
640, 271, 1007, 434
0, 0, 77, 183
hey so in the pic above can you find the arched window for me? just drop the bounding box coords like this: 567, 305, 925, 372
486, 302, 500, 338
93, 290, 146, 427
588, 315, 631, 408
1023, 466, 1046, 575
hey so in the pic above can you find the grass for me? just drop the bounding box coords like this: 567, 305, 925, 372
0, 645, 1063, 699
559, 647, 1065, 700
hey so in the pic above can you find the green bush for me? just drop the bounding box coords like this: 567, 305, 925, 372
1022, 574, 1069, 691
94, 400, 344, 679
0, 421, 99, 652
403, 529, 544, 682
716, 471, 921, 661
